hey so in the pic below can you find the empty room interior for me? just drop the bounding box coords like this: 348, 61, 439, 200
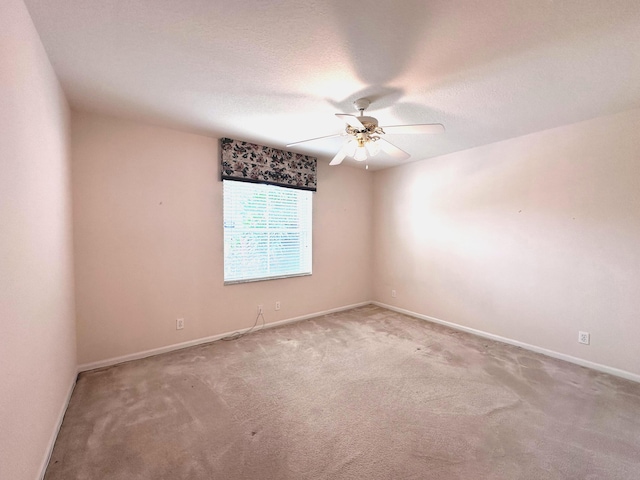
2, 0, 640, 479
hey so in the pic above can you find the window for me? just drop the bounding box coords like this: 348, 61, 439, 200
223, 180, 312, 284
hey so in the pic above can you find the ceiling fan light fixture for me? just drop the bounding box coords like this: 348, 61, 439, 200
354, 146, 368, 161
365, 139, 381, 156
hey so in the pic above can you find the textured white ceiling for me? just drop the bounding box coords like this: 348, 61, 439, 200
24, 0, 640, 170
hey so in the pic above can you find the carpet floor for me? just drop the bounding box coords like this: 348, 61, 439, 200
45, 305, 640, 479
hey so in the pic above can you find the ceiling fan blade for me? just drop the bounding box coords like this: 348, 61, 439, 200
286, 133, 344, 147
378, 138, 410, 160
380, 123, 445, 135
336, 114, 365, 130
329, 146, 348, 166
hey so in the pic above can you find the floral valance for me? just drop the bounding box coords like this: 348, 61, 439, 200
220, 138, 317, 192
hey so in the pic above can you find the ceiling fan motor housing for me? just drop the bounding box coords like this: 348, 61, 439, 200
358, 116, 378, 127
346, 116, 383, 138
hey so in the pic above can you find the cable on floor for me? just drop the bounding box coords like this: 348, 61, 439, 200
221, 311, 265, 341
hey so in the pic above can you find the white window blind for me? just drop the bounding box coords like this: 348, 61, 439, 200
223, 180, 313, 284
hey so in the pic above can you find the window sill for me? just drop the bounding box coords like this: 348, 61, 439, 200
224, 272, 312, 286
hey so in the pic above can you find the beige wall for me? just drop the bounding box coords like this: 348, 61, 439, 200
0, 1, 77, 479
373, 108, 640, 376
71, 111, 373, 366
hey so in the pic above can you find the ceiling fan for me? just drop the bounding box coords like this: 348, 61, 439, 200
287, 98, 445, 166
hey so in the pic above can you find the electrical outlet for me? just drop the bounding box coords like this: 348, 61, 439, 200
578, 331, 590, 345
257, 304, 263, 314
275, 301, 281, 311
391, 289, 397, 298
176, 318, 184, 330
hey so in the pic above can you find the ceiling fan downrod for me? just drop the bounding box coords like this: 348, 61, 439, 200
353, 98, 371, 116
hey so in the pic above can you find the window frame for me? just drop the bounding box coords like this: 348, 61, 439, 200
222, 180, 313, 285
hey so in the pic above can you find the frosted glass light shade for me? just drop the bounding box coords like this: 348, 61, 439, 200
366, 140, 380, 156
354, 146, 367, 161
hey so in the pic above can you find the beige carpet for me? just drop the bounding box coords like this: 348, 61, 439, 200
45, 305, 640, 479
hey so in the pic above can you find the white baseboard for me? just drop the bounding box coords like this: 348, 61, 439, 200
78, 301, 371, 373
39, 373, 76, 480
373, 302, 640, 384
